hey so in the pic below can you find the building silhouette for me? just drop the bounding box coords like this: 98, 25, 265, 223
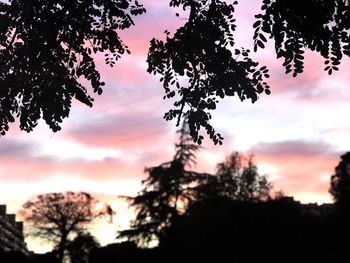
0, 205, 28, 255
277, 196, 334, 215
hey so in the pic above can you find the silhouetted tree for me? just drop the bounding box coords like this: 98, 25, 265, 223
196, 152, 272, 201
255, 0, 350, 76
89, 241, 158, 263
1, 0, 347, 144
328, 152, 350, 262
67, 232, 100, 263
330, 152, 350, 208
0, 0, 145, 135
21, 192, 106, 263
149, 0, 270, 145
0, 0, 270, 145
118, 120, 209, 245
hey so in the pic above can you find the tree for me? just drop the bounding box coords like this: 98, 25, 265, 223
0, 0, 145, 135
67, 232, 100, 263
328, 153, 350, 261
0, 0, 270, 145
329, 152, 350, 207
118, 120, 209, 245
149, 0, 270, 145
196, 152, 272, 202
21, 192, 106, 263
0, 0, 347, 144
254, 0, 350, 76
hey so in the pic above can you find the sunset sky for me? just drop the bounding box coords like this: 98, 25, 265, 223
1, 0, 350, 252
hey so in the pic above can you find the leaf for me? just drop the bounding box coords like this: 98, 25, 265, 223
257, 40, 265, 49
186, 71, 193, 78
259, 34, 267, 42
253, 20, 260, 28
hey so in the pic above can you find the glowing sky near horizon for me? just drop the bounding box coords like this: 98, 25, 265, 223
1, 0, 349, 252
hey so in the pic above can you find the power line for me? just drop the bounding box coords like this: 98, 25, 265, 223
62, 63, 350, 147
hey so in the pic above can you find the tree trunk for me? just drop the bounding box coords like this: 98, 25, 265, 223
57, 233, 68, 263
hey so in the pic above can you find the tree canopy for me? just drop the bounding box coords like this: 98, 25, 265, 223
21, 192, 106, 263
0, 0, 145, 135
118, 121, 208, 246
67, 232, 100, 263
119, 120, 273, 246
148, 0, 270, 145
0, 0, 347, 143
254, 0, 350, 76
330, 152, 350, 207
196, 152, 272, 202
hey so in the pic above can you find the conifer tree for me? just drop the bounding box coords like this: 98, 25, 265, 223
118, 119, 207, 245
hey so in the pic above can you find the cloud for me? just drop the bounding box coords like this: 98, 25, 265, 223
248, 140, 341, 202
37, 140, 123, 162
0, 139, 35, 159
250, 140, 338, 158
0, 157, 139, 182
0, 114, 178, 184
64, 110, 173, 148
94, 54, 150, 85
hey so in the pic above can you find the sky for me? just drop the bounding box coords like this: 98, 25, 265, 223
1, 0, 350, 253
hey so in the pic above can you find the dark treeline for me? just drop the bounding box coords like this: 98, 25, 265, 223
82, 197, 350, 262
0, 197, 347, 263
1, 123, 350, 263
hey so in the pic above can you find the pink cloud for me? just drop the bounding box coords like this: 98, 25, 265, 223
63, 109, 174, 149
93, 54, 149, 84
0, 157, 140, 182
0, 117, 178, 184
249, 140, 340, 200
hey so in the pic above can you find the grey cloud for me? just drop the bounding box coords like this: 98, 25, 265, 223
0, 140, 36, 158
249, 140, 340, 158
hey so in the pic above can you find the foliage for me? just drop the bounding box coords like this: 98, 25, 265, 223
118, 120, 208, 245
196, 152, 272, 202
119, 122, 272, 245
148, 0, 270, 144
255, 0, 350, 76
21, 192, 106, 263
67, 232, 100, 263
1, 0, 347, 144
330, 152, 350, 207
0, 0, 145, 135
